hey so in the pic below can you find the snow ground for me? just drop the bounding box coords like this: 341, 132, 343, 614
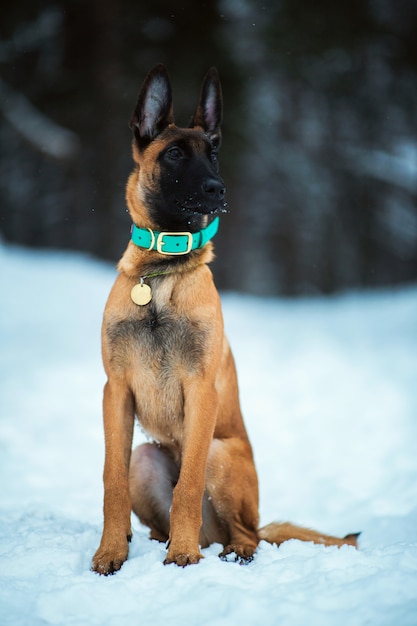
1, 242, 417, 626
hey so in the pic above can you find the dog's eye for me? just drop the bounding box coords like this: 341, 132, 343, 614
166, 146, 183, 160
210, 150, 218, 164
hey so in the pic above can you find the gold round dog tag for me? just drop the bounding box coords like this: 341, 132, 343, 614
131, 283, 152, 306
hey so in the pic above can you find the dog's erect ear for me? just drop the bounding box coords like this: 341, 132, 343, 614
190, 67, 222, 148
130, 64, 174, 147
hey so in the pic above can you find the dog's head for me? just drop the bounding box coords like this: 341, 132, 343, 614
127, 65, 227, 233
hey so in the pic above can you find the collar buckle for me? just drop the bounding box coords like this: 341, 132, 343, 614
156, 231, 193, 255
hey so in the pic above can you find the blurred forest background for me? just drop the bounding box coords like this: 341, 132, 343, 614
1, 0, 416, 295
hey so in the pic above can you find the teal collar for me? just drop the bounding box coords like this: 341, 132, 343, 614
131, 216, 219, 256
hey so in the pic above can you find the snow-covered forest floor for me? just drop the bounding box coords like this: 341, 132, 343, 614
1, 243, 417, 626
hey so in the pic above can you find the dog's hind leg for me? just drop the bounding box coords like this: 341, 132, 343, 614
205, 437, 260, 562
130, 442, 236, 553
129, 443, 179, 543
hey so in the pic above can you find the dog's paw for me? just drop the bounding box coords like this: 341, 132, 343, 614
219, 543, 256, 564
164, 551, 204, 567
91, 541, 129, 575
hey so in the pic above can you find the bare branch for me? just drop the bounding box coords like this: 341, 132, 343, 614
0, 79, 79, 160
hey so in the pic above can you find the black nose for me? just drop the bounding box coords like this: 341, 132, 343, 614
202, 177, 226, 200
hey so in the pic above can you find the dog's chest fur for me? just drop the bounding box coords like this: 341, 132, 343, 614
103, 275, 208, 447
107, 304, 206, 373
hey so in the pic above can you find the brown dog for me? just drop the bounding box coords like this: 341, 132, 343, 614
92, 65, 358, 575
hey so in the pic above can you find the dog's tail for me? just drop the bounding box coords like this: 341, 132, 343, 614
258, 522, 360, 548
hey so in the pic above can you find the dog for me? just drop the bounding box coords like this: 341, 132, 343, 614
92, 65, 358, 575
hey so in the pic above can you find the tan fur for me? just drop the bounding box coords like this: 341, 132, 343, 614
258, 523, 359, 548
92, 68, 358, 575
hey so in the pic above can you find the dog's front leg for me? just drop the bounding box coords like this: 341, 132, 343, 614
92, 380, 134, 575
165, 380, 218, 567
